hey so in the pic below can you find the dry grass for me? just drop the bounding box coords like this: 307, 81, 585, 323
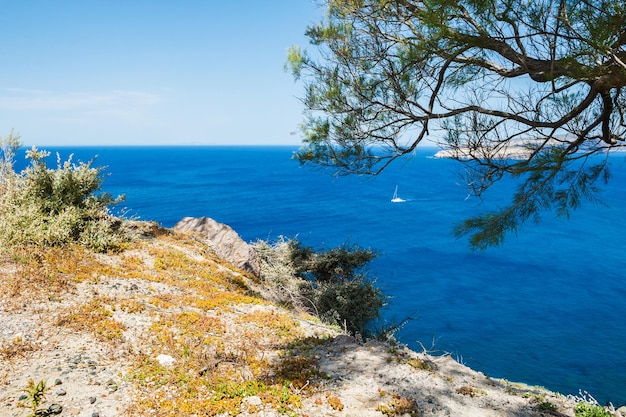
0, 336, 39, 361
57, 296, 127, 342
0, 229, 342, 416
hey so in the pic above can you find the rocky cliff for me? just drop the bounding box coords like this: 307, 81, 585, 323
0, 221, 611, 417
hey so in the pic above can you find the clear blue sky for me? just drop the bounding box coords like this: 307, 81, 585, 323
0, 1, 322, 146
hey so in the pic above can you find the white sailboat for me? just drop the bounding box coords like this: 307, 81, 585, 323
391, 185, 406, 203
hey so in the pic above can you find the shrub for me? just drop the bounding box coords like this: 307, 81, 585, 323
0, 142, 127, 252
254, 238, 386, 337
0, 129, 20, 188
574, 402, 612, 417
291, 241, 384, 336
536, 401, 558, 412
19, 379, 49, 417
251, 237, 310, 309
289, 240, 377, 283
302, 276, 385, 336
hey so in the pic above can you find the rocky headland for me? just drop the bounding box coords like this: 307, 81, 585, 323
0, 219, 620, 417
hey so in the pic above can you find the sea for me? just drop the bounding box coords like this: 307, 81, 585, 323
14, 145, 626, 405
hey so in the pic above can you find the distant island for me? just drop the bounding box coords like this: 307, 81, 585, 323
433, 144, 534, 160
433, 138, 617, 160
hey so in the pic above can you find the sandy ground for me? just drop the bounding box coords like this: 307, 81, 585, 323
0, 231, 614, 417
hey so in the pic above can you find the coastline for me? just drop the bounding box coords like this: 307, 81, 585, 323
0, 224, 615, 417
433, 146, 532, 160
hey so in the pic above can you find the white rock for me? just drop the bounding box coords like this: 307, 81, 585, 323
156, 354, 176, 367
244, 396, 262, 406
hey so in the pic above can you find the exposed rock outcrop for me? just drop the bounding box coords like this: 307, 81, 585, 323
173, 216, 260, 277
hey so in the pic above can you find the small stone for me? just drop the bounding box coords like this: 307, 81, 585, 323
106, 379, 118, 393
156, 354, 176, 367
48, 403, 63, 414
244, 396, 262, 406
130, 283, 139, 290
54, 378, 62, 385
92, 412, 100, 417
18, 394, 28, 401
89, 396, 97, 404
56, 388, 67, 396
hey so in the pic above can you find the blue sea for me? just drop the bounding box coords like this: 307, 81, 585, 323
19, 146, 626, 404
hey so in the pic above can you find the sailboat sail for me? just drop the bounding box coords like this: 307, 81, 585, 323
391, 185, 406, 203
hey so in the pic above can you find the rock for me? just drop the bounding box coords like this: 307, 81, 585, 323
55, 388, 66, 396
156, 354, 176, 367
92, 412, 100, 417
105, 379, 118, 393
47, 403, 63, 415
333, 335, 357, 346
173, 216, 260, 277
617, 406, 626, 417
54, 378, 62, 386
89, 396, 97, 404
244, 396, 262, 406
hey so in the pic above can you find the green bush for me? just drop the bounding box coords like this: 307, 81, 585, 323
255, 238, 386, 337
289, 240, 377, 283
302, 276, 385, 336
0, 140, 127, 252
291, 241, 385, 335
574, 402, 611, 417
536, 401, 558, 412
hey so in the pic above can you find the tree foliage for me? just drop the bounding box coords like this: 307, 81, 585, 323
288, 0, 626, 248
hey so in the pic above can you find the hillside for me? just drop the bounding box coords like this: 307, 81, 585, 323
0, 223, 598, 416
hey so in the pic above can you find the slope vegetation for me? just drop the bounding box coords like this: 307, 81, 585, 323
0, 225, 585, 417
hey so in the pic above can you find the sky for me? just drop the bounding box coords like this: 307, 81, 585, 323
0, 1, 323, 146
